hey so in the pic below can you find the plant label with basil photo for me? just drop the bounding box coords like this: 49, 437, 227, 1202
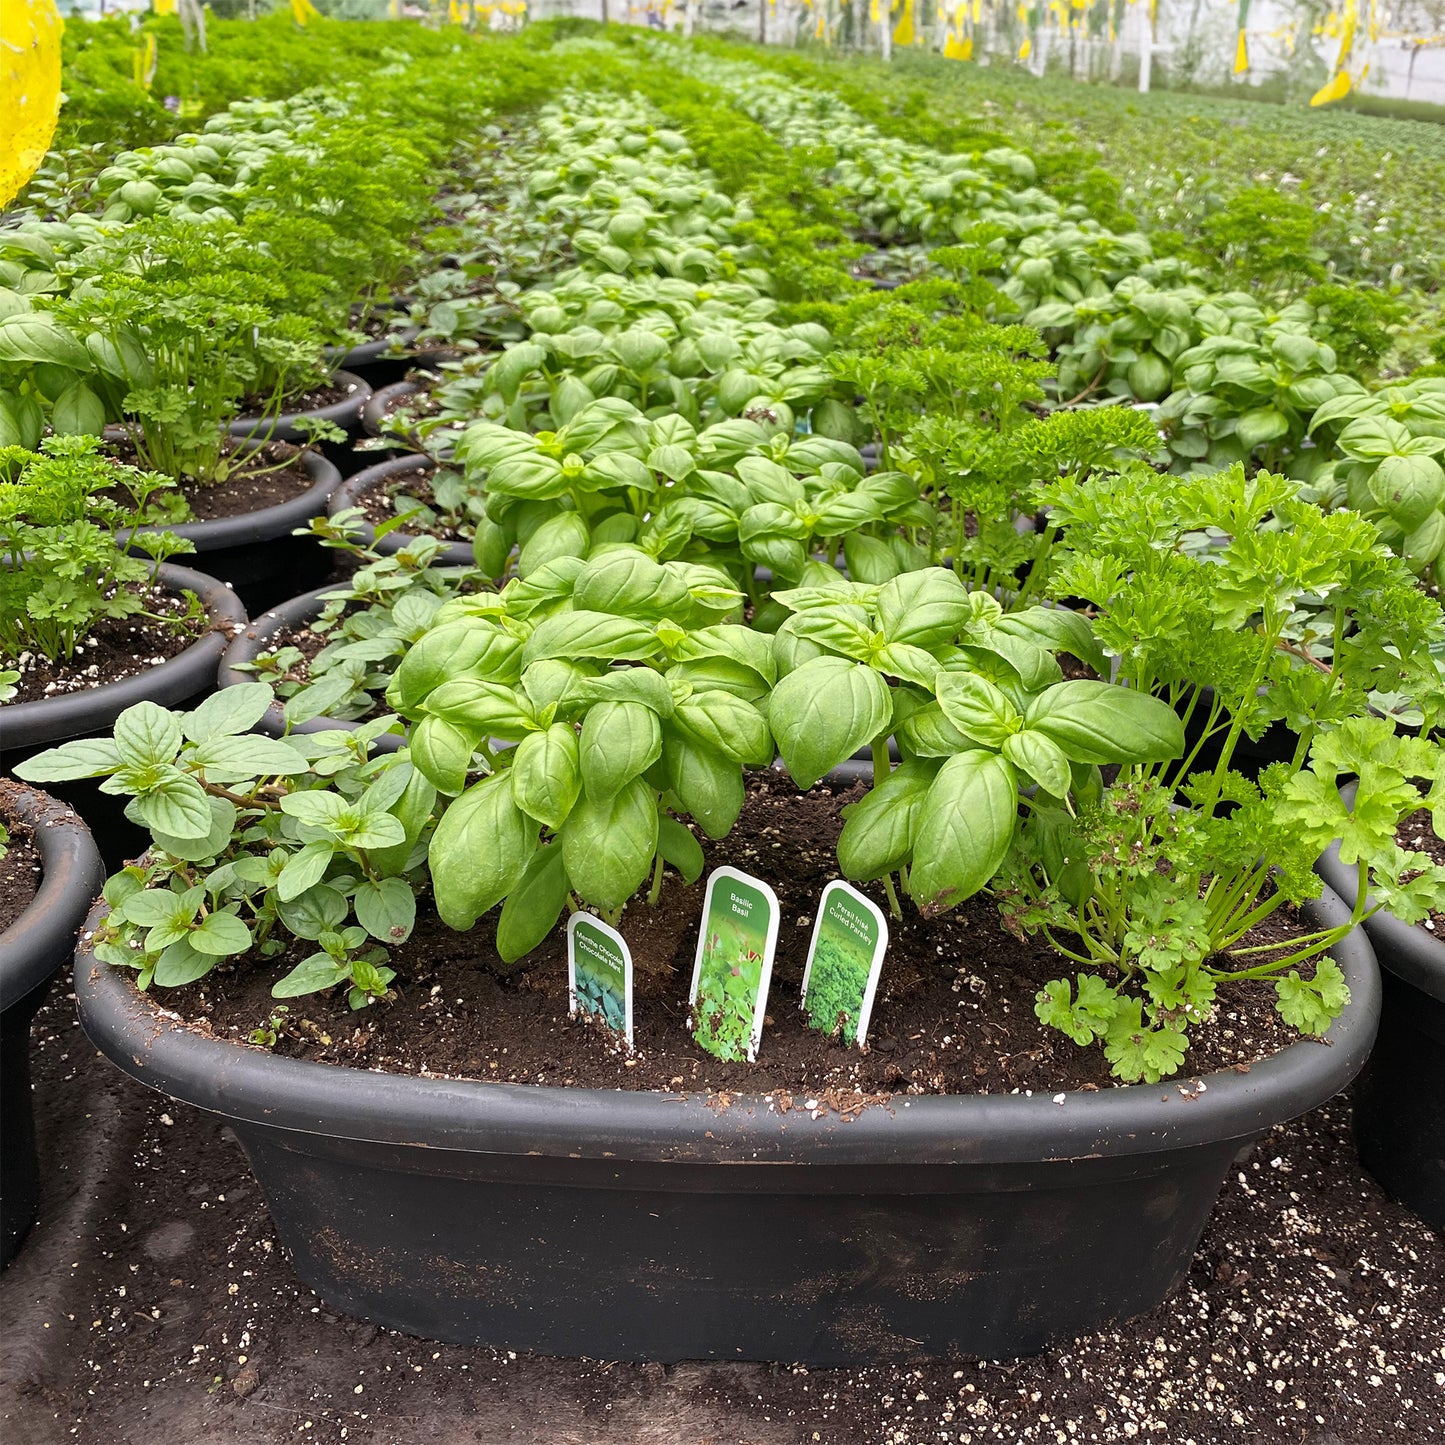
567, 912, 633, 1049
800, 880, 889, 1048
688, 866, 780, 1062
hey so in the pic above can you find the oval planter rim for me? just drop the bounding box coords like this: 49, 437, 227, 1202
74, 883, 1378, 1167
0, 562, 247, 752
217, 583, 405, 750
0, 785, 105, 1013
1315, 779, 1445, 1003
123, 448, 342, 553
227, 369, 372, 442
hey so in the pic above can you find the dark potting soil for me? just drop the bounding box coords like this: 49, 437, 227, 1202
3, 984, 1441, 1445
178, 446, 318, 522
238, 381, 354, 416
1395, 804, 1445, 933
351, 463, 471, 543
170, 774, 1312, 1103
0, 586, 210, 707
0, 781, 42, 935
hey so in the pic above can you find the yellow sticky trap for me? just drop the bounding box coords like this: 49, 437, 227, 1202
0, 0, 63, 209
1234, 30, 1248, 73
153, 0, 177, 13
133, 31, 158, 90
290, 0, 322, 24
943, 31, 972, 58
1017, 34, 1032, 59
1310, 68, 1353, 105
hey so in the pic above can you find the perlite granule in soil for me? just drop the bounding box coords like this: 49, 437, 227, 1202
1, 986, 1441, 1445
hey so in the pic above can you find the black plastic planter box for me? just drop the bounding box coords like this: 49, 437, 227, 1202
1316, 781, 1444, 1234
1, 563, 248, 868
73, 885, 1378, 1363
119, 449, 342, 619
1, 786, 104, 1265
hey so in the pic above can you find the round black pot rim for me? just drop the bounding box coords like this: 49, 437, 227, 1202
1315, 779, 1445, 1003
328, 453, 473, 567
324, 327, 421, 370
123, 448, 342, 553
217, 584, 405, 750
0, 562, 247, 752
0, 786, 105, 1013
227, 369, 372, 440
361, 379, 423, 439
74, 884, 1378, 1167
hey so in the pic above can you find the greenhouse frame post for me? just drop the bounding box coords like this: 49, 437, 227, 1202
1138, 2, 1153, 92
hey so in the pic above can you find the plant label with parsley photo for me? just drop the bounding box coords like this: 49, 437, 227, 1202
567, 912, 633, 1049
800, 880, 889, 1048
688, 866, 780, 1062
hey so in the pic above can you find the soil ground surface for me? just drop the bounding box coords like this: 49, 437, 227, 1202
0, 983, 1440, 1445
179, 446, 319, 521
103, 437, 318, 521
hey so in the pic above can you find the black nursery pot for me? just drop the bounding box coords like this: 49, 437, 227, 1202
127, 450, 343, 617
327, 453, 475, 568
73, 884, 1378, 1364
217, 585, 403, 753
1316, 781, 1444, 1233
1, 786, 104, 1265
228, 369, 372, 480
1, 563, 247, 868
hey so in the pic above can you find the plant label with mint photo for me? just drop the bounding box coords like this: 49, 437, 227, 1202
567, 912, 633, 1048
800, 880, 889, 1048
688, 866, 780, 1063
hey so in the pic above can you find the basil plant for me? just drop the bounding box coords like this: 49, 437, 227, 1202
388, 545, 776, 954
764, 567, 1185, 920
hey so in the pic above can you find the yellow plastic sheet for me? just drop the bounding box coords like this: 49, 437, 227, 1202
0, 0, 63, 209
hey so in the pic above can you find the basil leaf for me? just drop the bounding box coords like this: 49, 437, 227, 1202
907, 751, 1020, 913
838, 758, 938, 880
495, 843, 569, 963
661, 728, 745, 839
522, 610, 661, 667
673, 691, 774, 768
768, 656, 892, 790
429, 773, 537, 930
1001, 729, 1073, 798
656, 815, 705, 884
510, 722, 582, 830
561, 776, 658, 912
581, 701, 663, 803
1025, 680, 1184, 764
